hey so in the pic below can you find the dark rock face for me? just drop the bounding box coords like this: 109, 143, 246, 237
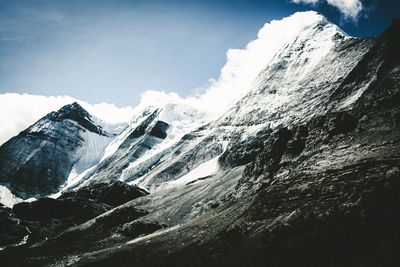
0, 205, 29, 248
219, 128, 272, 169
0, 102, 109, 198
238, 111, 358, 194
59, 181, 149, 206
46, 102, 107, 136
12, 197, 111, 222
11, 198, 111, 246
0, 206, 163, 264
0, 181, 149, 253
149, 121, 170, 139
0, 129, 80, 198
118, 220, 164, 238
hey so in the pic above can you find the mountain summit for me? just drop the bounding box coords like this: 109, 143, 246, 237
46, 102, 107, 136
0, 103, 119, 198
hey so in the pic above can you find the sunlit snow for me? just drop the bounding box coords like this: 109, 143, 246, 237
0, 185, 22, 208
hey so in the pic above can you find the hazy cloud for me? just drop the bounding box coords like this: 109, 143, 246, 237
176, 11, 330, 114
292, 0, 319, 4
292, 0, 364, 20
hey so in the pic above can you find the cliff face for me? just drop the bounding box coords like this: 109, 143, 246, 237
0, 102, 115, 198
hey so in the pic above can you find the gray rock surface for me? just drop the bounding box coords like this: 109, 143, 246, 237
0, 102, 117, 198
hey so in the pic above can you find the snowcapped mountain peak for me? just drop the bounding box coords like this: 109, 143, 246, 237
201, 11, 349, 116
37, 101, 108, 137
289, 10, 332, 27
58, 101, 86, 113
158, 102, 209, 126
215, 11, 366, 129
127, 105, 160, 126
62, 100, 212, 190
124, 101, 210, 144
130, 97, 211, 125
49, 102, 91, 122
70, 11, 355, 192
0, 103, 122, 199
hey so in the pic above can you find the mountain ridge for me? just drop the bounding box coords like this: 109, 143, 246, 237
0, 12, 399, 266
0, 102, 121, 199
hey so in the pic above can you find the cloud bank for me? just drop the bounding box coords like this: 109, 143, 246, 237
292, 0, 363, 20
184, 11, 330, 114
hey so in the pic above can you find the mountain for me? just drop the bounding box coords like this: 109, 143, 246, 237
0, 102, 123, 199
97, 12, 375, 192
0, 12, 399, 266
61, 101, 210, 191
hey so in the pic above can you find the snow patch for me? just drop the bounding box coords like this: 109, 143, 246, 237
152, 140, 228, 189
71, 129, 113, 176
167, 155, 220, 187
126, 225, 181, 245
0, 185, 22, 208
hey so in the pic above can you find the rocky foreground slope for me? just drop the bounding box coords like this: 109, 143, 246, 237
0, 12, 399, 267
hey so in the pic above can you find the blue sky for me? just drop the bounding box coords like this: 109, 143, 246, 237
0, 0, 398, 106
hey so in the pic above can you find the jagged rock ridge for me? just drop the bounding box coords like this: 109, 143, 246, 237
0, 102, 121, 198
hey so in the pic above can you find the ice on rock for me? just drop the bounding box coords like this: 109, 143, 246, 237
65, 130, 113, 181
119, 103, 210, 182
0, 185, 23, 208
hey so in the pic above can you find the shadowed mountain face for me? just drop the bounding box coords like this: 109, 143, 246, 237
0, 102, 115, 198
0, 14, 399, 267
0, 181, 149, 250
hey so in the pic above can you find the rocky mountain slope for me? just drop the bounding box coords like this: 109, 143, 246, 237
108, 12, 375, 192
65, 102, 209, 191
0, 102, 122, 200
0, 12, 399, 267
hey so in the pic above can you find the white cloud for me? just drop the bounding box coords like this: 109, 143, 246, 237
183, 11, 329, 114
292, 0, 363, 20
135, 90, 187, 110
0, 93, 135, 145
327, 0, 363, 20
292, 0, 319, 4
